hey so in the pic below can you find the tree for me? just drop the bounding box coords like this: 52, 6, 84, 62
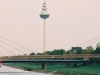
59, 49, 65, 55
64, 50, 72, 54
29, 52, 35, 56
82, 49, 89, 54
76, 49, 82, 54
86, 46, 94, 54
44, 51, 51, 55
95, 47, 100, 54
23, 54, 27, 56
50, 49, 65, 55
36, 53, 42, 55
92, 47, 100, 64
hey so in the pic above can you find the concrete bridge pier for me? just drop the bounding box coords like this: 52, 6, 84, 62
0, 60, 2, 67
74, 63, 77, 67
82, 61, 89, 66
42, 63, 46, 69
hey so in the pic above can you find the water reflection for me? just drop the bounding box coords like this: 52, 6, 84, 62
0, 66, 51, 75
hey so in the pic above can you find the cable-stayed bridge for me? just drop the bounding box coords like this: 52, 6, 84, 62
0, 35, 100, 68
0, 35, 100, 56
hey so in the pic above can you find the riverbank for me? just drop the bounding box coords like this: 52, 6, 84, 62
3, 63, 100, 75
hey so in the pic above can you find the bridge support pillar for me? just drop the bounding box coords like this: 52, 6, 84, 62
74, 63, 77, 67
0, 60, 2, 67
42, 63, 46, 69
82, 61, 89, 66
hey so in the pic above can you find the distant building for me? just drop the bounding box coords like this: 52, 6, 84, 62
96, 42, 100, 48
72, 47, 82, 54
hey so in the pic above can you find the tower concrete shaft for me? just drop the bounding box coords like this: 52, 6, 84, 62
43, 19, 46, 53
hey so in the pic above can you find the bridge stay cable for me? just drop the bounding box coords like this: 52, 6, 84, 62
0, 48, 6, 56
0, 36, 34, 53
81, 37, 100, 48
77, 35, 100, 47
86, 38, 100, 48
0, 40, 28, 55
0, 44, 17, 56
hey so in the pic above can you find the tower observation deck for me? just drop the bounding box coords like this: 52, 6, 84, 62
40, 2, 50, 19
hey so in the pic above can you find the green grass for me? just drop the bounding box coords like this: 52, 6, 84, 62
4, 63, 100, 75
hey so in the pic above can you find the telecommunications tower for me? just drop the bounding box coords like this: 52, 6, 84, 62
40, 1, 50, 53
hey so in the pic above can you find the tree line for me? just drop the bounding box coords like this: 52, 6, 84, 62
29, 46, 100, 56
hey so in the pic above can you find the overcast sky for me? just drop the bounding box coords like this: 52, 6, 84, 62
0, 0, 100, 55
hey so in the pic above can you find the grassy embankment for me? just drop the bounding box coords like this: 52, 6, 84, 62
4, 63, 100, 75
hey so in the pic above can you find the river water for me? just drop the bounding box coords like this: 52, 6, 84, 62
0, 66, 52, 75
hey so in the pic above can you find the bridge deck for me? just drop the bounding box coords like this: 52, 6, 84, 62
0, 54, 100, 63
1, 54, 100, 59
2, 60, 88, 63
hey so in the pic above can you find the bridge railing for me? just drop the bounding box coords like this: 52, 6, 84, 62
1, 54, 100, 61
